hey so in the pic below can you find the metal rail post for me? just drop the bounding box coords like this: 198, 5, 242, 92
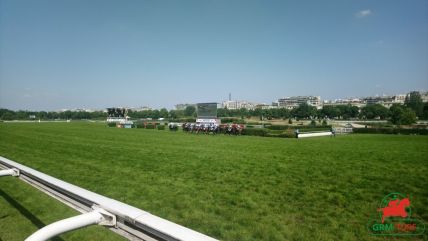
25, 207, 116, 241
0, 168, 19, 177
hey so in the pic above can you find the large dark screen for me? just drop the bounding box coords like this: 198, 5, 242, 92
197, 103, 217, 118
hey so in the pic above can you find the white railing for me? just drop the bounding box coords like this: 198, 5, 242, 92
0, 156, 218, 241
297, 131, 333, 138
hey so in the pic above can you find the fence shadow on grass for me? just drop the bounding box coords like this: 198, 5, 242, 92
0, 189, 65, 241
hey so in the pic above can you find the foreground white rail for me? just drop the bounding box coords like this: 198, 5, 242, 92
25, 208, 114, 241
0, 156, 218, 241
0, 168, 19, 177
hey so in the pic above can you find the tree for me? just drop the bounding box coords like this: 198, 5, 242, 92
37, 111, 48, 120
405, 91, 423, 117
337, 105, 359, 119
360, 104, 390, 119
159, 108, 169, 118
401, 108, 417, 125
423, 103, 428, 120
390, 104, 416, 125
217, 108, 227, 117
322, 119, 328, 126
15, 110, 28, 120
292, 103, 317, 119
279, 108, 290, 119
168, 110, 178, 119
1, 112, 15, 120
320, 106, 340, 119
184, 106, 196, 117
238, 108, 249, 118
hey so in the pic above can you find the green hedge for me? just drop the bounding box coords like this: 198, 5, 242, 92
107, 122, 116, 127
242, 128, 268, 137
221, 117, 239, 123
135, 122, 144, 128
298, 125, 332, 130
353, 128, 428, 135
280, 131, 296, 138
298, 128, 331, 133
135, 122, 160, 129
145, 124, 156, 129
266, 125, 332, 130
246, 121, 262, 125
265, 132, 296, 138
179, 118, 196, 122
221, 117, 245, 124
266, 129, 284, 134
266, 125, 289, 130
157, 125, 165, 130
244, 127, 331, 138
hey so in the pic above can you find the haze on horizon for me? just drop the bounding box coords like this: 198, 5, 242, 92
1, 0, 427, 111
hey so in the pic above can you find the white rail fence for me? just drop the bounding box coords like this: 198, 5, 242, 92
297, 131, 333, 138
0, 156, 218, 241
296, 127, 353, 138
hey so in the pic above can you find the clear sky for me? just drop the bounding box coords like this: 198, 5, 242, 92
1, 0, 427, 110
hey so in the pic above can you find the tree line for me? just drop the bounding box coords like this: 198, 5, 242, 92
1, 92, 427, 125
0, 109, 108, 120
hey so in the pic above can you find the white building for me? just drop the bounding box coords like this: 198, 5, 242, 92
362, 94, 406, 108
322, 98, 365, 108
277, 96, 321, 109
419, 91, 428, 103
129, 106, 152, 111
222, 100, 259, 110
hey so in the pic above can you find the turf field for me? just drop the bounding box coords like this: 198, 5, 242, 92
0, 122, 427, 241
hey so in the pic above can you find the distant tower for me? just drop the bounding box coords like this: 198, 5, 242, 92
229, 93, 232, 101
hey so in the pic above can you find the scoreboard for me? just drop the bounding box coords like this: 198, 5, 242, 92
196, 103, 217, 118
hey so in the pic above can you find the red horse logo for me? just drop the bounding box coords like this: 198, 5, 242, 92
378, 198, 410, 223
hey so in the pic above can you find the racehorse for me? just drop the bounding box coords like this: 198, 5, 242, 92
168, 123, 178, 131
181, 122, 244, 135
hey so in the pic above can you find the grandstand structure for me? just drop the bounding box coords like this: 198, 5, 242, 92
106, 107, 133, 128
106, 108, 128, 122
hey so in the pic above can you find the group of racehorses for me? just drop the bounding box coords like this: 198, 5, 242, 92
168, 122, 245, 135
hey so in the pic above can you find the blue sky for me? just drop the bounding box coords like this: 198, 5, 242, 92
0, 0, 427, 110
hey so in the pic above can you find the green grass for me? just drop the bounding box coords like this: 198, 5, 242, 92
0, 122, 427, 241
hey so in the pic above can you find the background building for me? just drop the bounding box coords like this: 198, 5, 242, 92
277, 96, 321, 109
222, 100, 258, 110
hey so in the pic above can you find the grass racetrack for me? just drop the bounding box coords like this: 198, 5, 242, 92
0, 122, 427, 241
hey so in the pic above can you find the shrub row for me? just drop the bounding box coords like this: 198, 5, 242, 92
265, 132, 296, 138
157, 125, 165, 130
265, 124, 289, 130
266, 125, 332, 130
245, 121, 263, 125
107, 122, 116, 127
134, 122, 160, 129
221, 118, 246, 124
298, 128, 332, 133
145, 124, 156, 129
242, 128, 268, 137
242, 128, 297, 138
353, 128, 428, 135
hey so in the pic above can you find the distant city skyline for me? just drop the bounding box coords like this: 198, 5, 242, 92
1, 89, 425, 111
1, 0, 427, 111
